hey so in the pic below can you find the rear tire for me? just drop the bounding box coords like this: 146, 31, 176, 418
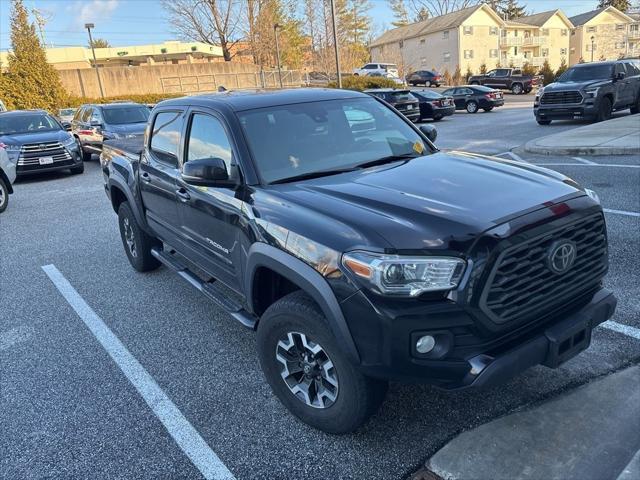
630, 93, 640, 114
483, 107, 494, 112
425, 80, 432, 87
466, 101, 479, 113
596, 97, 612, 122
432, 115, 442, 121
511, 83, 523, 95
257, 290, 388, 434
0, 177, 9, 213
470, 81, 479, 85
82, 149, 92, 161
117, 201, 161, 272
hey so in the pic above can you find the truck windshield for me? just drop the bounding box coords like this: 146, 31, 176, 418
0, 113, 61, 135
103, 106, 150, 125
558, 65, 613, 82
238, 97, 430, 184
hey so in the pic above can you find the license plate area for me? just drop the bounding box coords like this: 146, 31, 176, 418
543, 315, 592, 368
39, 156, 54, 165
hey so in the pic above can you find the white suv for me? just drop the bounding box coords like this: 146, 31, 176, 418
353, 63, 399, 78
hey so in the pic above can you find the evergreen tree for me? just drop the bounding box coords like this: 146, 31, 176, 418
597, 0, 631, 12
414, 7, 429, 22
452, 64, 463, 85
0, 0, 66, 110
501, 0, 527, 20
555, 57, 568, 78
388, 0, 409, 27
538, 58, 555, 85
479, 62, 487, 74
465, 64, 473, 81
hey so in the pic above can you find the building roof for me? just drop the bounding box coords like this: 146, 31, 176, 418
569, 6, 634, 26
369, 4, 504, 48
514, 10, 558, 26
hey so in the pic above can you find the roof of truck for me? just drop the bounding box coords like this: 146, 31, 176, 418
158, 88, 367, 112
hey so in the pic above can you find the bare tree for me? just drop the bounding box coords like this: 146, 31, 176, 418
162, 0, 242, 61
407, 0, 480, 17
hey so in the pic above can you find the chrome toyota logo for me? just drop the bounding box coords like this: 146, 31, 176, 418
548, 241, 577, 274
39, 144, 46, 150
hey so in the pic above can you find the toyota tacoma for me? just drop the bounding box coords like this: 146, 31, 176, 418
101, 89, 616, 434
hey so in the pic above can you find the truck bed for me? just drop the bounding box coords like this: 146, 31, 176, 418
103, 137, 144, 157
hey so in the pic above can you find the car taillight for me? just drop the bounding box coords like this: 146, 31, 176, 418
78, 129, 94, 135
430, 100, 441, 107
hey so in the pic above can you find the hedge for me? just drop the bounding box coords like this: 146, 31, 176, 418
63, 93, 185, 108
328, 75, 401, 91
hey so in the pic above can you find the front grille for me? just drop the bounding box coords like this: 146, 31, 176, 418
17, 142, 71, 167
481, 213, 607, 325
540, 91, 583, 105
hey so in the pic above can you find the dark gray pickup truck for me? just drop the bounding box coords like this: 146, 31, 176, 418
468, 68, 543, 95
534, 59, 640, 124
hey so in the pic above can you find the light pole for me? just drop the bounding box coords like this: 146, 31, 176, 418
590, 35, 595, 62
274, 23, 283, 89
85, 23, 105, 98
330, 0, 342, 88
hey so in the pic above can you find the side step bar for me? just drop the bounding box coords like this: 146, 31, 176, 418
151, 247, 257, 329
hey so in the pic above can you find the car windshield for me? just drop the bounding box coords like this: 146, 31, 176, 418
59, 108, 75, 116
558, 65, 613, 82
238, 97, 430, 184
0, 113, 61, 135
102, 105, 150, 125
388, 91, 416, 102
413, 90, 441, 100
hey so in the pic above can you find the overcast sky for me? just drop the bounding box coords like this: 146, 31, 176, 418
0, 0, 601, 51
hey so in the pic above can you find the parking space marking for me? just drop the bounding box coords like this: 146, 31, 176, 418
496, 151, 528, 163
600, 321, 640, 341
41, 264, 236, 480
603, 208, 640, 218
572, 157, 597, 165
532, 163, 640, 168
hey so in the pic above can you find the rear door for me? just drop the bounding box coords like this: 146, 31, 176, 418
139, 109, 184, 244
450, 88, 470, 109
175, 109, 243, 290
615, 62, 633, 106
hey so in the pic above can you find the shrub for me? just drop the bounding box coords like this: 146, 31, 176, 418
327, 75, 399, 91
465, 64, 473, 82
452, 65, 463, 85
442, 68, 452, 86
538, 59, 555, 86
522, 62, 537, 76
555, 57, 568, 79
62, 93, 184, 108
479, 62, 487, 74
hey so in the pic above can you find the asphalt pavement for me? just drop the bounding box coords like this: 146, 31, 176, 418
1, 104, 638, 480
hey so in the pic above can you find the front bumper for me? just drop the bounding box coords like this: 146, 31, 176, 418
430, 105, 455, 118
535, 101, 598, 120
16, 150, 82, 176
341, 287, 616, 388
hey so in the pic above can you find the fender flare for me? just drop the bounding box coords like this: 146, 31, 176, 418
245, 243, 360, 364
108, 176, 148, 230
0, 169, 13, 194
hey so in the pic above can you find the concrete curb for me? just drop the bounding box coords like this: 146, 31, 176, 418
523, 143, 640, 156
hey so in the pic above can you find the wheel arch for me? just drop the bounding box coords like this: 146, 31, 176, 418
108, 177, 147, 229
245, 242, 360, 363
0, 169, 14, 194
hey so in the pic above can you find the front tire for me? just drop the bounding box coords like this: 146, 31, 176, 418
511, 83, 523, 95
257, 291, 388, 434
466, 101, 479, 113
483, 107, 494, 112
630, 93, 640, 114
0, 177, 9, 213
596, 97, 612, 122
82, 149, 92, 161
470, 81, 479, 85
425, 80, 432, 87
69, 162, 84, 174
537, 119, 552, 125
117, 202, 161, 272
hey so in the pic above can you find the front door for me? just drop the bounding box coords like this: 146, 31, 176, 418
139, 109, 184, 244
176, 110, 243, 291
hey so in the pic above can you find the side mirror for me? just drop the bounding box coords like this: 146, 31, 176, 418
182, 157, 229, 186
419, 124, 437, 142
62, 121, 71, 131
615, 71, 625, 81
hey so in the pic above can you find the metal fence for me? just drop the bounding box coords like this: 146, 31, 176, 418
160, 70, 310, 93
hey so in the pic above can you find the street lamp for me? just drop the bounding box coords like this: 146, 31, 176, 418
85, 23, 105, 98
330, 0, 342, 88
590, 35, 595, 62
274, 23, 283, 89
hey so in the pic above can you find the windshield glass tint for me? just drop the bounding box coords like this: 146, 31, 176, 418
238, 97, 428, 184
0, 113, 61, 135
559, 65, 613, 82
59, 109, 75, 116
102, 106, 150, 125
388, 91, 416, 102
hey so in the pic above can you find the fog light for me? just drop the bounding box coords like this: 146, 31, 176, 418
416, 335, 436, 354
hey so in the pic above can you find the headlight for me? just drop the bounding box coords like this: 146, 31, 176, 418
0, 142, 21, 152
61, 135, 77, 147
342, 252, 466, 297
585, 188, 600, 204
584, 87, 599, 98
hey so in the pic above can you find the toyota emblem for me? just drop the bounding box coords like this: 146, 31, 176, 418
547, 241, 577, 275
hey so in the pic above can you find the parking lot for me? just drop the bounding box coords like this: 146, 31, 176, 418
1, 102, 639, 480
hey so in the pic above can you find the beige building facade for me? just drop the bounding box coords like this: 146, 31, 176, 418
569, 7, 637, 64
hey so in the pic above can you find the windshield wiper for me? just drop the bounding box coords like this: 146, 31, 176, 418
354, 152, 419, 169
270, 167, 359, 185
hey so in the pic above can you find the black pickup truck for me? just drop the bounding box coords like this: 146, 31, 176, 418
101, 89, 616, 434
468, 68, 543, 95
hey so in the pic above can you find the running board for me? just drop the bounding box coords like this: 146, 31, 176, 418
151, 247, 257, 329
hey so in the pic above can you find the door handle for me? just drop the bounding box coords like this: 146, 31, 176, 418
140, 172, 151, 183
176, 188, 191, 202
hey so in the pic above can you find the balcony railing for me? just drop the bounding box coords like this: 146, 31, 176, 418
499, 36, 548, 47
628, 29, 640, 40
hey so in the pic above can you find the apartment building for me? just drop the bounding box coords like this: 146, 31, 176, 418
569, 6, 638, 64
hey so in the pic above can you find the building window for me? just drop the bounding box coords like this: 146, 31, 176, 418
443, 52, 451, 62
463, 26, 473, 35
489, 49, 498, 58
443, 30, 449, 39
541, 28, 549, 36
542, 48, 549, 57
464, 49, 474, 59
587, 26, 596, 33
420, 38, 426, 44
560, 48, 567, 55
489, 26, 498, 35
615, 42, 625, 49
561, 29, 568, 36
631, 24, 639, 32
616, 24, 625, 30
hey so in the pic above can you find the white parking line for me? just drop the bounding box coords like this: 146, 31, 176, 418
603, 208, 640, 218
533, 163, 640, 168
572, 157, 596, 165
496, 151, 528, 163
41, 264, 235, 480
600, 321, 640, 340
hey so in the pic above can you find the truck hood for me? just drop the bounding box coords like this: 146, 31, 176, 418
269, 151, 585, 251
544, 79, 609, 92
0, 129, 71, 146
